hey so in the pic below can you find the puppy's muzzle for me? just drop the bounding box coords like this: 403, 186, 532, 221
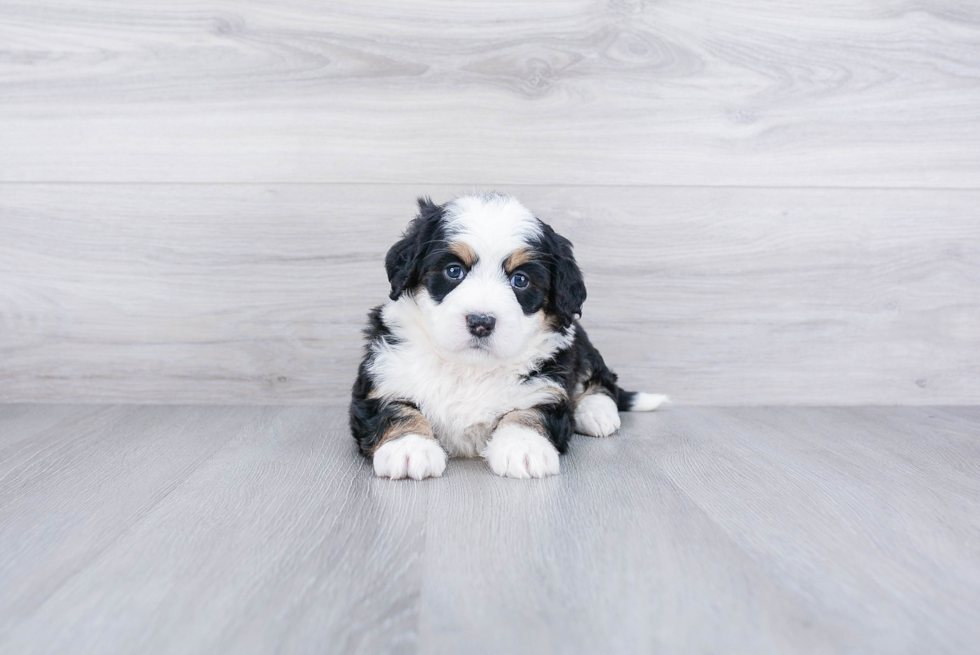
466, 314, 496, 338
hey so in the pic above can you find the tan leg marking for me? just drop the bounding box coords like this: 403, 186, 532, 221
373, 404, 435, 453
495, 408, 548, 438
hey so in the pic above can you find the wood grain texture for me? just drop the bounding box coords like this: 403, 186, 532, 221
0, 1, 978, 186
418, 406, 980, 654
1, 405, 978, 653
1, 184, 977, 405
0, 406, 425, 654
0, 405, 261, 634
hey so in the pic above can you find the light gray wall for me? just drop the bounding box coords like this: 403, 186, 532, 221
1, 1, 978, 405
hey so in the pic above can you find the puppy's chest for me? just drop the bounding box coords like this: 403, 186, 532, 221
371, 345, 556, 454
375, 347, 535, 419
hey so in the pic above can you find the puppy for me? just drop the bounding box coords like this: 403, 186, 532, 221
350, 193, 666, 480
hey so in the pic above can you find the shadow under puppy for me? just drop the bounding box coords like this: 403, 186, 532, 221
350, 193, 666, 480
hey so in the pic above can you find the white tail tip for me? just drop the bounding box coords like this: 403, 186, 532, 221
630, 393, 668, 412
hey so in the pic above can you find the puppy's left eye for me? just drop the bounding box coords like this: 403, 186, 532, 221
510, 272, 529, 289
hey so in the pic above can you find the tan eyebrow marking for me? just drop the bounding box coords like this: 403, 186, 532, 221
504, 247, 535, 272
448, 241, 478, 267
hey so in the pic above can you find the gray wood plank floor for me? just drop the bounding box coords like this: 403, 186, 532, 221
1, 405, 978, 654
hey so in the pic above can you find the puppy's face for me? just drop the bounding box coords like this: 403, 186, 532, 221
385, 194, 586, 364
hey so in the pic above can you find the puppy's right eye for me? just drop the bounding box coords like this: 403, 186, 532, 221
445, 264, 465, 280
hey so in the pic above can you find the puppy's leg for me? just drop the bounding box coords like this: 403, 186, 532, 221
569, 323, 667, 437
482, 406, 570, 479
374, 432, 447, 481
574, 391, 621, 438
352, 399, 446, 480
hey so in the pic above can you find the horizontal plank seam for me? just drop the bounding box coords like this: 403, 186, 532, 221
3, 402, 980, 408
1, 181, 980, 192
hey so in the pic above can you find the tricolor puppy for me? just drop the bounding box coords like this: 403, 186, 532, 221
350, 194, 666, 480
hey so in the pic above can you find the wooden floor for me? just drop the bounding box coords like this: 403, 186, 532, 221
1, 405, 978, 654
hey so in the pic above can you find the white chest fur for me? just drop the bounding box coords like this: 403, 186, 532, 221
368, 299, 570, 457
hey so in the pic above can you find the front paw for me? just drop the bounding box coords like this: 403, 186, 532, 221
482, 425, 560, 479
373, 434, 447, 480
574, 393, 621, 437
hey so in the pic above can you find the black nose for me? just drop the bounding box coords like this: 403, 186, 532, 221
466, 314, 496, 338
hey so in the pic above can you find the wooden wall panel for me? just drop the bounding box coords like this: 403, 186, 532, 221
1, 184, 977, 404
0, 1, 978, 186
1, 1, 977, 404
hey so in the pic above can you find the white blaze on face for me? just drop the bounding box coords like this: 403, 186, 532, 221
419, 194, 547, 364
444, 195, 543, 261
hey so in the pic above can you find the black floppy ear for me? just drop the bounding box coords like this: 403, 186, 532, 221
385, 197, 443, 300
540, 222, 587, 329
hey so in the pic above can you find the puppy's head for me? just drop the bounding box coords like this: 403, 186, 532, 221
385, 194, 586, 364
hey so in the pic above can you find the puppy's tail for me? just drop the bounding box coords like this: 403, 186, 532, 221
615, 390, 669, 412
575, 322, 668, 412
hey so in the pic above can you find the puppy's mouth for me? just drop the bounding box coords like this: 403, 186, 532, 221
467, 337, 493, 351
